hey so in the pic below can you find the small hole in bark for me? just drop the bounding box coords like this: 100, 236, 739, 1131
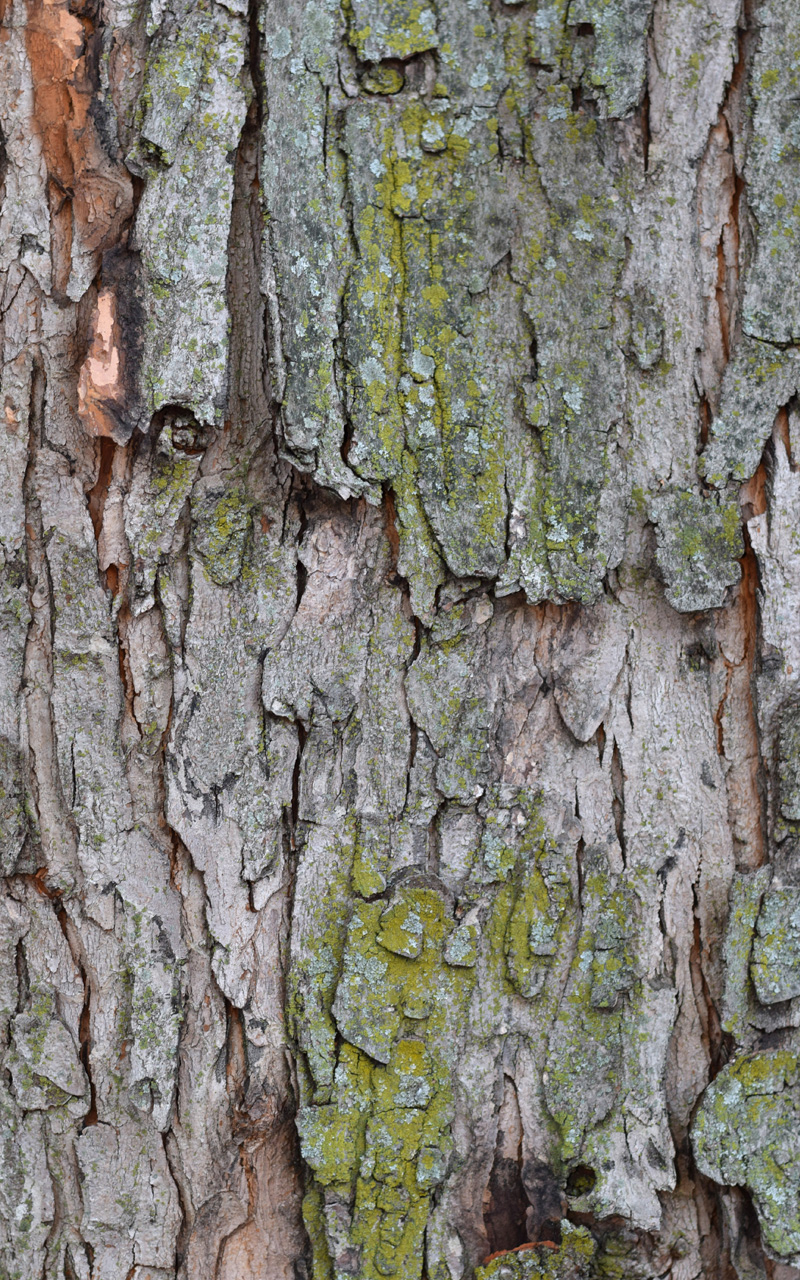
682, 642, 709, 672
150, 405, 207, 455
566, 1165, 597, 1196
646, 1140, 668, 1171
573, 22, 594, 36
529, 330, 539, 380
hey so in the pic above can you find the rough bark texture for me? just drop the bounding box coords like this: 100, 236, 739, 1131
2, 0, 800, 1278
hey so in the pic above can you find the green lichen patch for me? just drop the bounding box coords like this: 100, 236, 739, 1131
751, 887, 800, 1005
362, 66, 405, 95
779, 700, 800, 822
7, 990, 88, 1114
475, 1220, 595, 1279
692, 1050, 800, 1264
347, 0, 439, 61
377, 899, 425, 960
702, 337, 800, 488
650, 489, 743, 612
541, 851, 674, 1224
520, 81, 629, 601
443, 919, 478, 967
0, 736, 32, 875
721, 869, 771, 1037
627, 286, 665, 371
130, 0, 248, 423
568, 0, 654, 118
287, 821, 357, 1097
341, 96, 517, 579
300, 883, 476, 1277
503, 836, 575, 1000
192, 483, 253, 586
588, 871, 640, 1010
741, 0, 800, 344
470, 788, 547, 893
258, 0, 639, 607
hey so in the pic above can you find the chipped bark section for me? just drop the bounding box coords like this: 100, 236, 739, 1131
23, 0, 133, 300
2, 1, 800, 1280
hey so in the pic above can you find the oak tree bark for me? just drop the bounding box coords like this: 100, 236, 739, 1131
2, 0, 800, 1278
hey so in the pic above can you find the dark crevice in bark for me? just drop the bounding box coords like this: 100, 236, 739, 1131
163, 1130, 192, 1272
426, 806, 441, 877
246, 0, 264, 120
82, 1240, 95, 1277
691, 1173, 742, 1280
565, 1165, 596, 1198
610, 739, 626, 867
290, 721, 308, 852
383, 485, 405, 589
86, 435, 115, 543
339, 408, 356, 469
484, 1157, 529, 1255
725, 457, 769, 871
724, 1185, 778, 1280
773, 403, 797, 471
502, 470, 514, 567
0, 122, 7, 208
690, 890, 733, 1084
63, 1244, 82, 1280
294, 486, 310, 612
14, 935, 29, 1013
716, 231, 731, 366
694, 3, 750, 452
56, 903, 98, 1130
225, 1000, 247, 1114
698, 395, 711, 458
575, 834, 585, 912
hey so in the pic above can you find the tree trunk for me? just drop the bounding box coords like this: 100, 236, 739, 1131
1, 0, 800, 1277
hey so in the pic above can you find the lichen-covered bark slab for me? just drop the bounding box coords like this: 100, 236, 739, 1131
693, 1052, 800, 1263
129, 0, 250, 426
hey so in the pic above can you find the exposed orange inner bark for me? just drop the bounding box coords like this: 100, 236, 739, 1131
24, 0, 132, 294
78, 288, 125, 437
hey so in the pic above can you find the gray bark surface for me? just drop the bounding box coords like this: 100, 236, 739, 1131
1, 0, 800, 1277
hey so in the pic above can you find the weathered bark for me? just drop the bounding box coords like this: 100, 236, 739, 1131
1, 0, 800, 1277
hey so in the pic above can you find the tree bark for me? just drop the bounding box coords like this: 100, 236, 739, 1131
1, 0, 800, 1277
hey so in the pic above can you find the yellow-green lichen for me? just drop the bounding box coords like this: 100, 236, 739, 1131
298, 885, 476, 1278
692, 1050, 800, 1263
